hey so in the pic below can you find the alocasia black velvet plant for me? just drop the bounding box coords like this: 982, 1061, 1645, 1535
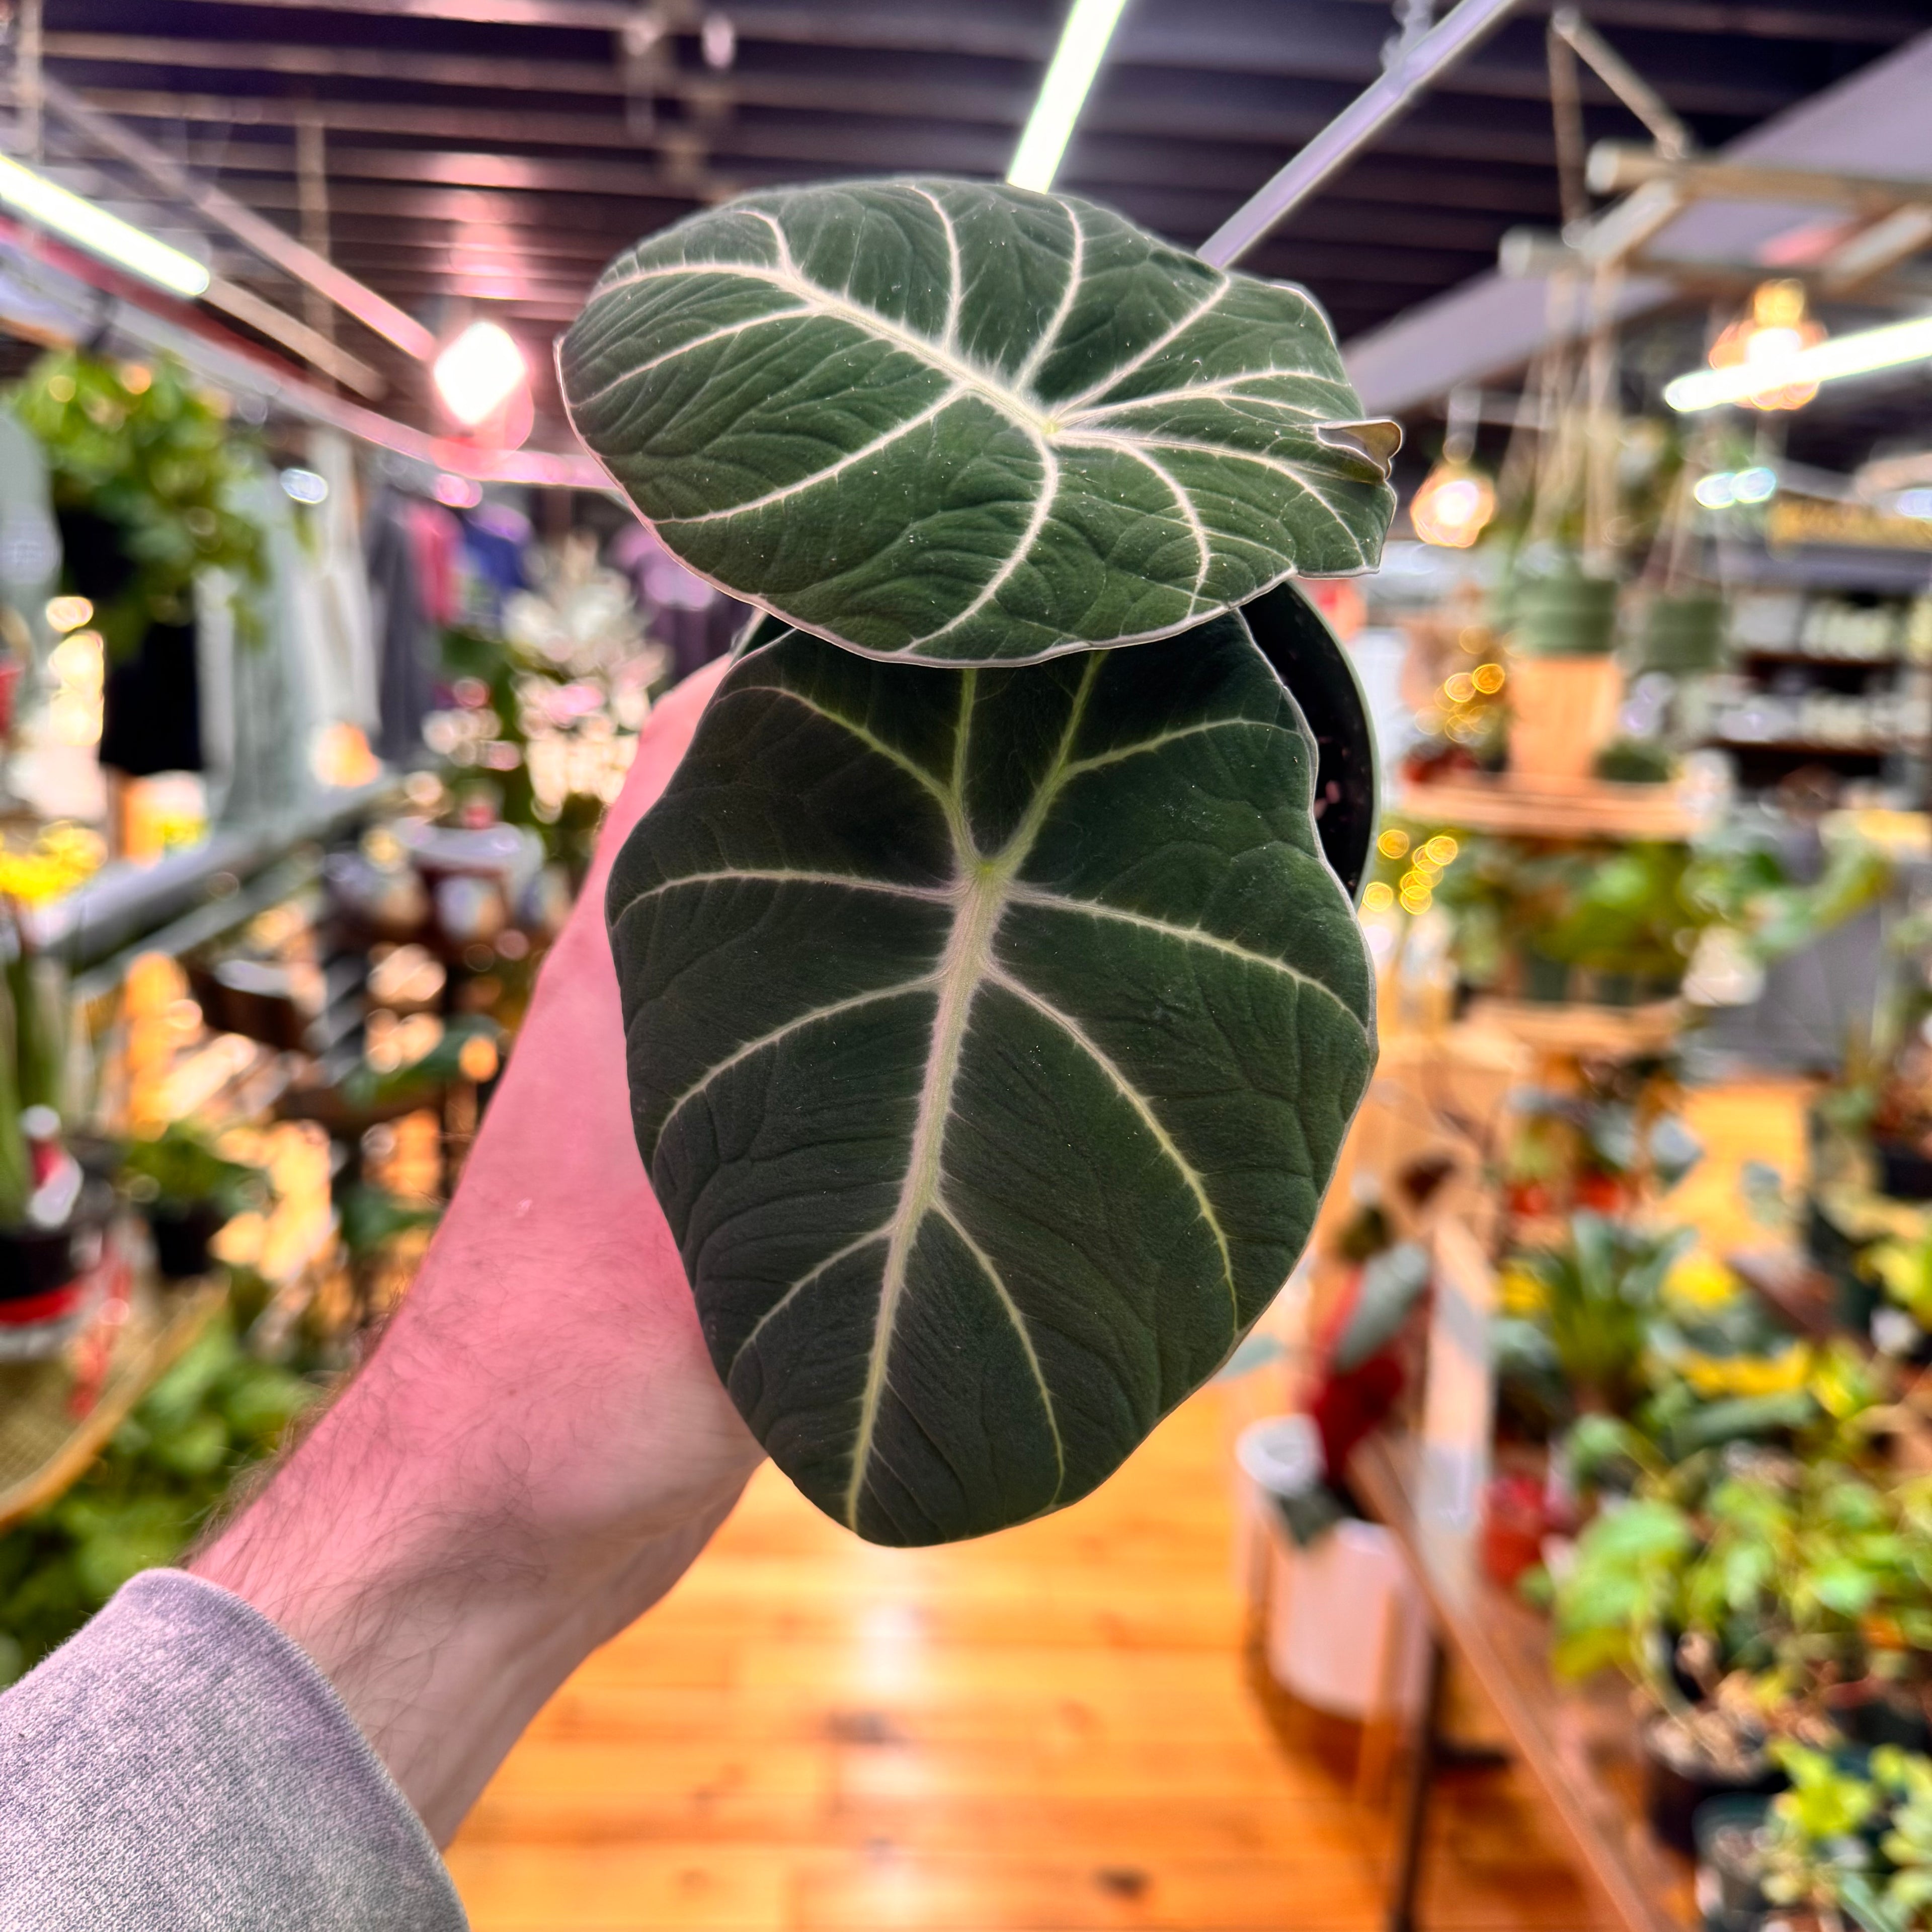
560, 178, 1398, 1546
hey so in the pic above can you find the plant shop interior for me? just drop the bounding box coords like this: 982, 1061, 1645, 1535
19, 1, 1932, 1928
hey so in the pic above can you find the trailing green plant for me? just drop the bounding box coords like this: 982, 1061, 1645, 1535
1373, 816, 1887, 999
0, 1309, 321, 1685
1751, 1744, 1932, 1932
1554, 1435, 1932, 1741
14, 350, 267, 655
558, 178, 1397, 1544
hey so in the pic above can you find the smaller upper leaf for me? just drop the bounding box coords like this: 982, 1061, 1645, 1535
561, 178, 1398, 667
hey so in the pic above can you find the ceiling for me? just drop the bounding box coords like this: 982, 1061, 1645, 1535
25, 0, 1932, 436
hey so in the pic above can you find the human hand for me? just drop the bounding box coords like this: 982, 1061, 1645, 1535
193, 658, 763, 1843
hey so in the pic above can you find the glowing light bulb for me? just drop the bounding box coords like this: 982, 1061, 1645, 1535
433, 321, 528, 429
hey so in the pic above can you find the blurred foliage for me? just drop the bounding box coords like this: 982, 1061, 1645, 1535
14, 350, 266, 656
120, 1120, 272, 1219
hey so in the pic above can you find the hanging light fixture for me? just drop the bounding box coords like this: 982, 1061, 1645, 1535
1699, 278, 1826, 413
433, 320, 528, 429
1007, 0, 1132, 193
0, 154, 210, 300
1409, 384, 1496, 549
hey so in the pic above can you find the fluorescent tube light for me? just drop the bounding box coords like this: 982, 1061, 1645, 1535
1007, 0, 1131, 194
1666, 312, 1932, 414
0, 154, 209, 300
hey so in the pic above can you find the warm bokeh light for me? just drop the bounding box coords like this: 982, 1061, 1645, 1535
1706, 279, 1825, 412
1409, 460, 1496, 548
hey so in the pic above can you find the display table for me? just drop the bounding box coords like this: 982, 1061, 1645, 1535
0, 1274, 225, 1532
1350, 1433, 1696, 1932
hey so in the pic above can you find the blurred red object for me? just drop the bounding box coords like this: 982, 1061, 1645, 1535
1480, 1471, 1548, 1587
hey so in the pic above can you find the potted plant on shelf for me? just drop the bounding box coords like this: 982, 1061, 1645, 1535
0, 907, 111, 1358
1555, 1434, 1932, 1856
556, 177, 1398, 1545
118, 1121, 272, 1281
1495, 1213, 1692, 1418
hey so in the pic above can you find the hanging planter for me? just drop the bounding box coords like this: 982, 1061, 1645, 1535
1640, 592, 1727, 675
1511, 567, 1621, 659
562, 178, 1397, 1545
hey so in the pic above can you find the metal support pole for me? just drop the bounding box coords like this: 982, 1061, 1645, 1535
18, 0, 41, 165
1198, 0, 1522, 268
294, 112, 336, 357
1387, 1636, 1446, 1932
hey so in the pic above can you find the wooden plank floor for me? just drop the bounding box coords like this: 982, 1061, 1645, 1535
448, 1383, 1595, 1931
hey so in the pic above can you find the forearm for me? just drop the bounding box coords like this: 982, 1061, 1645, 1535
193, 660, 760, 1844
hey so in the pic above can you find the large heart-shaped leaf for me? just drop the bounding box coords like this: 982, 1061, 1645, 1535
561, 178, 1398, 668
607, 613, 1376, 1544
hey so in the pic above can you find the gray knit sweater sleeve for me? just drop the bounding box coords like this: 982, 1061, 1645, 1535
0, 1568, 467, 1930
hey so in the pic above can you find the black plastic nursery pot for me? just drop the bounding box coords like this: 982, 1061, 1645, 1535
1874, 1138, 1932, 1202
1643, 1719, 1785, 1857
146, 1201, 227, 1282
1694, 1793, 1772, 1932
0, 1179, 114, 1338
1237, 582, 1378, 905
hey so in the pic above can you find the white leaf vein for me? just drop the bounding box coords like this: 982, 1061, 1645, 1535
1003, 886, 1370, 1037
983, 964, 1239, 1336
658, 385, 964, 526
726, 1223, 893, 1379
935, 1198, 1066, 1496
652, 977, 937, 1151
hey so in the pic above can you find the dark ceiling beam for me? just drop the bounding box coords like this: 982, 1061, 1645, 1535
238, 176, 700, 230
216, 148, 1513, 262
41, 22, 1805, 117
124, 0, 1926, 53
71, 88, 1566, 215
68, 70, 1569, 168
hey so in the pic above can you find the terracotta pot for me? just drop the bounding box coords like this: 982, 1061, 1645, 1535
1508, 654, 1624, 783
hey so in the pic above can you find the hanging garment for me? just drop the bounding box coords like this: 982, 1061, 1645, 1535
406, 498, 461, 631
365, 488, 437, 766
304, 431, 379, 733
58, 508, 202, 779
0, 407, 61, 673
199, 464, 341, 828
457, 501, 529, 633
99, 619, 202, 779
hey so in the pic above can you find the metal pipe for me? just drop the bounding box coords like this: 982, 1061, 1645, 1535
1198, 0, 1523, 268
1550, 8, 1693, 160
35, 74, 438, 361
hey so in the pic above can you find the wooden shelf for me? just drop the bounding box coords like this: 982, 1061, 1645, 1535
1707, 737, 1899, 758
0, 1275, 226, 1533
1467, 997, 1686, 1059
1352, 1433, 1695, 1932
1396, 774, 1710, 842
1735, 650, 1906, 670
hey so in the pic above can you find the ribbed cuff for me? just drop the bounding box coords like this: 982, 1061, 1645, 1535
0, 1567, 467, 1931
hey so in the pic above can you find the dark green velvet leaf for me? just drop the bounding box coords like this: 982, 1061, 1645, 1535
606, 614, 1376, 1544
561, 178, 1397, 667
